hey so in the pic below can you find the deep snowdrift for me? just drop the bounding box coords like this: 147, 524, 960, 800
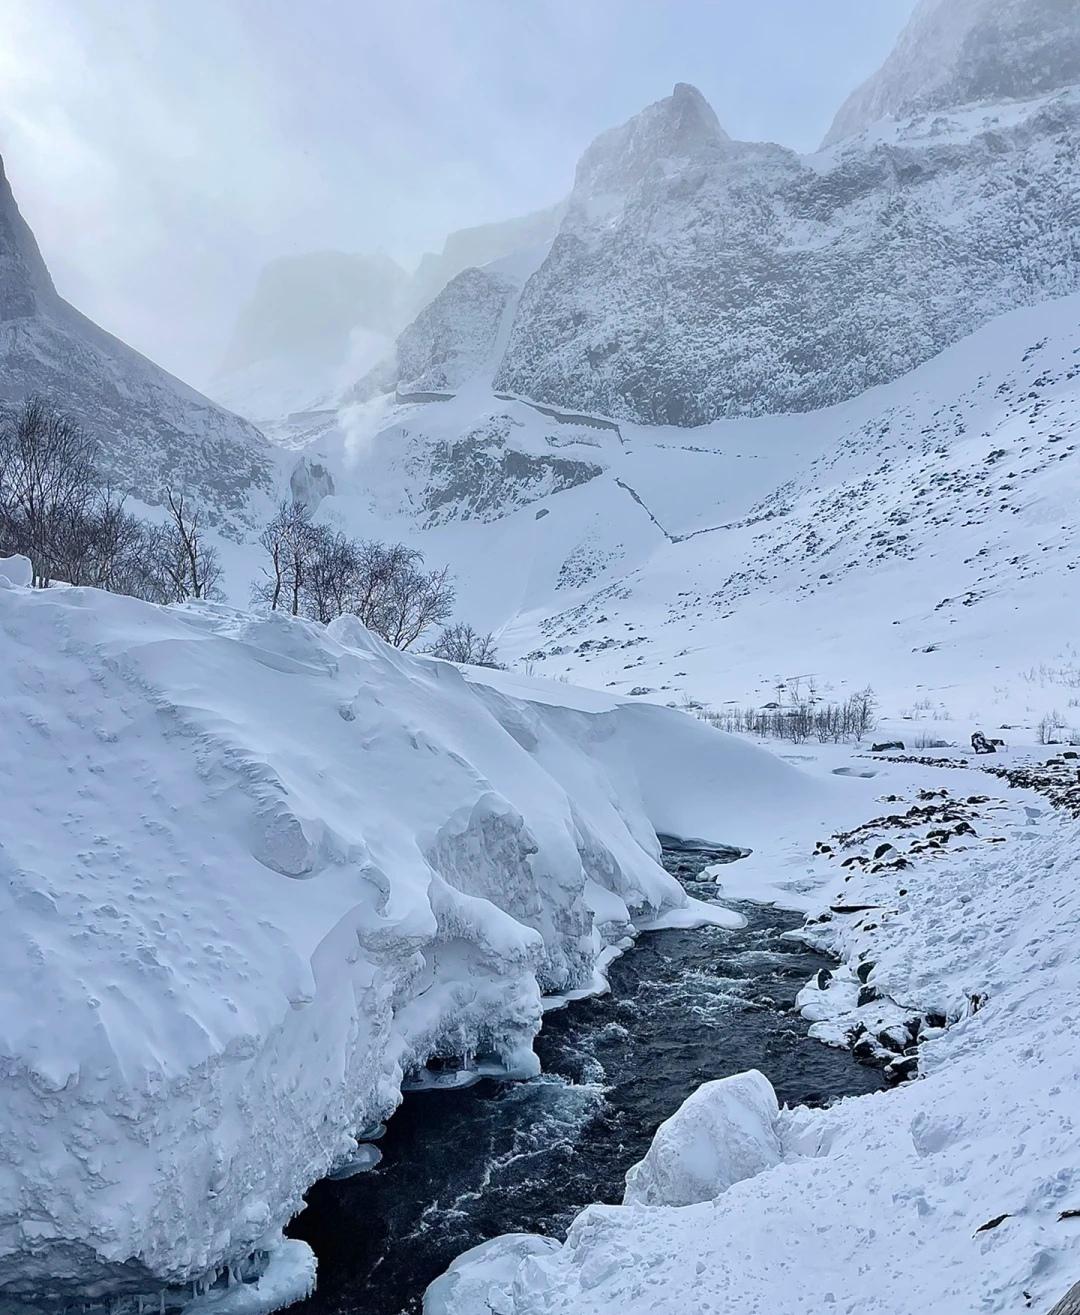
428, 787, 1080, 1314
0, 562, 807, 1306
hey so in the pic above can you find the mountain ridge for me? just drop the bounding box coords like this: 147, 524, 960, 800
0, 155, 272, 528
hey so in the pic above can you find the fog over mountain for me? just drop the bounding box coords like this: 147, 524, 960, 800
0, 0, 913, 386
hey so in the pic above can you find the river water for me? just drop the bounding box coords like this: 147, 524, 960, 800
287, 845, 885, 1315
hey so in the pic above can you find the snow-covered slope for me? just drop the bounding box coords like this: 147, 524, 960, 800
279, 290, 1080, 740
213, 207, 562, 430
348, 268, 519, 405
0, 157, 272, 530
409, 206, 563, 320
825, 0, 1080, 145
0, 565, 824, 1306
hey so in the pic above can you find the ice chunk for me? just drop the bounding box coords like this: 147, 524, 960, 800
179, 1239, 315, 1315
622, 1069, 782, 1207
423, 1234, 561, 1315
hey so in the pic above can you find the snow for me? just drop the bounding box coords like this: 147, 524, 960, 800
178, 1240, 316, 1315
621, 1071, 781, 1208
273, 287, 1080, 769
0, 579, 812, 1305
824, 0, 1080, 146
425, 758, 1080, 1315
494, 73, 1080, 425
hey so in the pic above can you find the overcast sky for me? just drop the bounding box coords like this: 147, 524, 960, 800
1, 0, 914, 389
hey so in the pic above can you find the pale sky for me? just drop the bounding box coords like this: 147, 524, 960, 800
0, 0, 914, 389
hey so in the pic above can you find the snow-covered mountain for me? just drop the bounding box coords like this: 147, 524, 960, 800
492, 5, 1080, 424
347, 268, 519, 405
0, 157, 272, 529
290, 287, 1080, 740
825, 0, 1080, 145
409, 205, 563, 319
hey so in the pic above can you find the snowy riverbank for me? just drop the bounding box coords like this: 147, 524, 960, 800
0, 559, 825, 1308
427, 752, 1080, 1314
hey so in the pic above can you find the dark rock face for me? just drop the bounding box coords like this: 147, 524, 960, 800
413, 415, 603, 527
0, 156, 272, 528
396, 269, 518, 395
492, 3, 1080, 429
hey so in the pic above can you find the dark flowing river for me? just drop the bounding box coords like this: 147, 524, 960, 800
287, 844, 884, 1314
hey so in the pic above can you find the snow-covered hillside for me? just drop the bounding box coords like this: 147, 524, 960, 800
348, 268, 520, 404
0, 560, 825, 1306
218, 2, 1080, 438
0, 158, 272, 530
211, 207, 563, 429
275, 290, 1080, 743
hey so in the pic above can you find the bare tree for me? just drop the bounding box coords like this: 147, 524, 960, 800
0, 396, 100, 586
253, 500, 318, 615
304, 527, 361, 624
378, 560, 454, 649
144, 488, 222, 603
427, 623, 502, 667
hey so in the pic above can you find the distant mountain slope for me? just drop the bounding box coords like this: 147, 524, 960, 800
290, 291, 1080, 735
409, 205, 563, 317
825, 0, 1080, 145
0, 156, 272, 528
214, 207, 562, 427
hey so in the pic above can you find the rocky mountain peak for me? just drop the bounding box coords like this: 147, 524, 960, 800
825, 0, 1080, 146
571, 82, 729, 206
0, 155, 57, 320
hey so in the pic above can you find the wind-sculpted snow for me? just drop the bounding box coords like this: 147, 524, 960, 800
494, 74, 1080, 425
825, 0, 1080, 146
0, 157, 272, 528
0, 570, 794, 1307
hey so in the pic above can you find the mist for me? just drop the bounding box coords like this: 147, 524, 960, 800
0, 0, 912, 388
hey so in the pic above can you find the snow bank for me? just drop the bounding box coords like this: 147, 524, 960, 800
426, 813, 1080, 1314
0, 582, 801, 1306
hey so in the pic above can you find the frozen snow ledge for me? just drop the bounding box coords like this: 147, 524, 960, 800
178, 1240, 316, 1315
422, 817, 1080, 1314
0, 585, 809, 1304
